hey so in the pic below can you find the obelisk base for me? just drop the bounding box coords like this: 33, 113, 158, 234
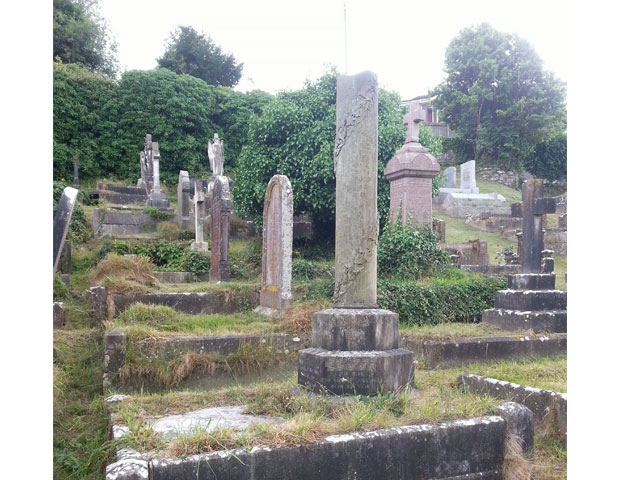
297, 308, 414, 395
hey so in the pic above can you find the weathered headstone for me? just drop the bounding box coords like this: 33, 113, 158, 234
511, 179, 556, 274
209, 176, 232, 282
460, 160, 479, 193
298, 71, 414, 395
482, 178, 565, 333
146, 141, 171, 210
208, 133, 225, 177
53, 302, 65, 329
384, 100, 440, 228
190, 182, 209, 252
177, 170, 192, 228
53, 187, 78, 274
72, 156, 80, 188
443, 166, 456, 188
255, 175, 293, 317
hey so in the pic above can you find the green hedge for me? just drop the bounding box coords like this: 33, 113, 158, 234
53, 62, 273, 183
378, 276, 507, 325
296, 274, 506, 325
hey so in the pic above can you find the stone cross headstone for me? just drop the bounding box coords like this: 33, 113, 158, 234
298, 71, 414, 396
208, 133, 225, 177
255, 175, 293, 316
402, 100, 428, 144
144, 134, 153, 176
53, 187, 78, 274
511, 179, 556, 274
443, 166, 456, 188
146, 141, 171, 210
383, 100, 440, 228
209, 176, 232, 282
177, 170, 191, 228
72, 156, 80, 188
460, 160, 479, 193
190, 181, 208, 252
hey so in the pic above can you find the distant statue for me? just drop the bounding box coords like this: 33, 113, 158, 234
208, 133, 225, 177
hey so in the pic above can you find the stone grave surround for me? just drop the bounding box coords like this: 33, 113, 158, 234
255, 175, 293, 317
383, 100, 440, 228
209, 175, 232, 282
54, 186, 78, 274
442, 239, 489, 266
482, 179, 566, 333
298, 71, 414, 395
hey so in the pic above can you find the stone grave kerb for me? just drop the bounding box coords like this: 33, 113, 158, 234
383, 100, 440, 228
511, 179, 556, 274
298, 71, 414, 396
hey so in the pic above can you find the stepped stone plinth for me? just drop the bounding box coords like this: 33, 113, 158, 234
482, 179, 566, 333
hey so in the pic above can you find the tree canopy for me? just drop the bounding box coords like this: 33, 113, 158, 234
157, 26, 243, 87
53, 0, 119, 77
431, 23, 566, 171
233, 71, 406, 241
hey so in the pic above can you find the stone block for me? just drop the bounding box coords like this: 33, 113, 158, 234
100, 192, 148, 205
97, 182, 147, 195
494, 289, 566, 311
508, 273, 556, 290
482, 309, 567, 333
105, 458, 148, 480
53, 302, 65, 329
111, 291, 259, 316
298, 347, 414, 395
495, 402, 535, 460
90, 286, 108, 324
311, 308, 399, 351
104, 330, 127, 373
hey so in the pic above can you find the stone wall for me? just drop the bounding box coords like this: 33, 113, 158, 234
477, 168, 567, 189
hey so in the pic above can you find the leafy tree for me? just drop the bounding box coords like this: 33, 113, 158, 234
53, 0, 119, 76
157, 26, 243, 87
431, 23, 566, 171
233, 71, 406, 242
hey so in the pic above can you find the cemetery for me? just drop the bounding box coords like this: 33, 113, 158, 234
52, 8, 568, 480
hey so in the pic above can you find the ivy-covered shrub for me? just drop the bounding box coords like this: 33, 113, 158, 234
53, 180, 90, 243
233, 71, 406, 242
378, 275, 507, 325
524, 133, 567, 180
292, 258, 332, 281
184, 250, 210, 275
378, 219, 450, 280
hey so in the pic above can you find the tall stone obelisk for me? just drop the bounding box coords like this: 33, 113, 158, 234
298, 71, 414, 395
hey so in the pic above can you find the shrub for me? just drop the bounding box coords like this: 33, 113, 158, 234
233, 70, 406, 241
156, 221, 181, 241
184, 250, 210, 275
378, 275, 507, 325
292, 258, 332, 281
54, 274, 70, 301
377, 218, 450, 280
524, 133, 567, 180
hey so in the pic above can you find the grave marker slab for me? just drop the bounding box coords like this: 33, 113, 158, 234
460, 160, 479, 193
443, 166, 456, 188
298, 71, 414, 395
255, 175, 293, 316
177, 170, 192, 228
209, 176, 232, 282
53, 187, 78, 274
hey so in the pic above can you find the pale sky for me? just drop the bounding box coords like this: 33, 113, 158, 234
100, 0, 567, 99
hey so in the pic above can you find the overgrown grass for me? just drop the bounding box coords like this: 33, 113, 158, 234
53, 329, 112, 479
475, 178, 523, 203
91, 253, 158, 294
399, 321, 535, 340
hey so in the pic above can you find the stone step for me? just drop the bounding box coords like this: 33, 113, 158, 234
482, 309, 567, 333
494, 289, 566, 311
97, 182, 147, 195
507, 273, 556, 290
